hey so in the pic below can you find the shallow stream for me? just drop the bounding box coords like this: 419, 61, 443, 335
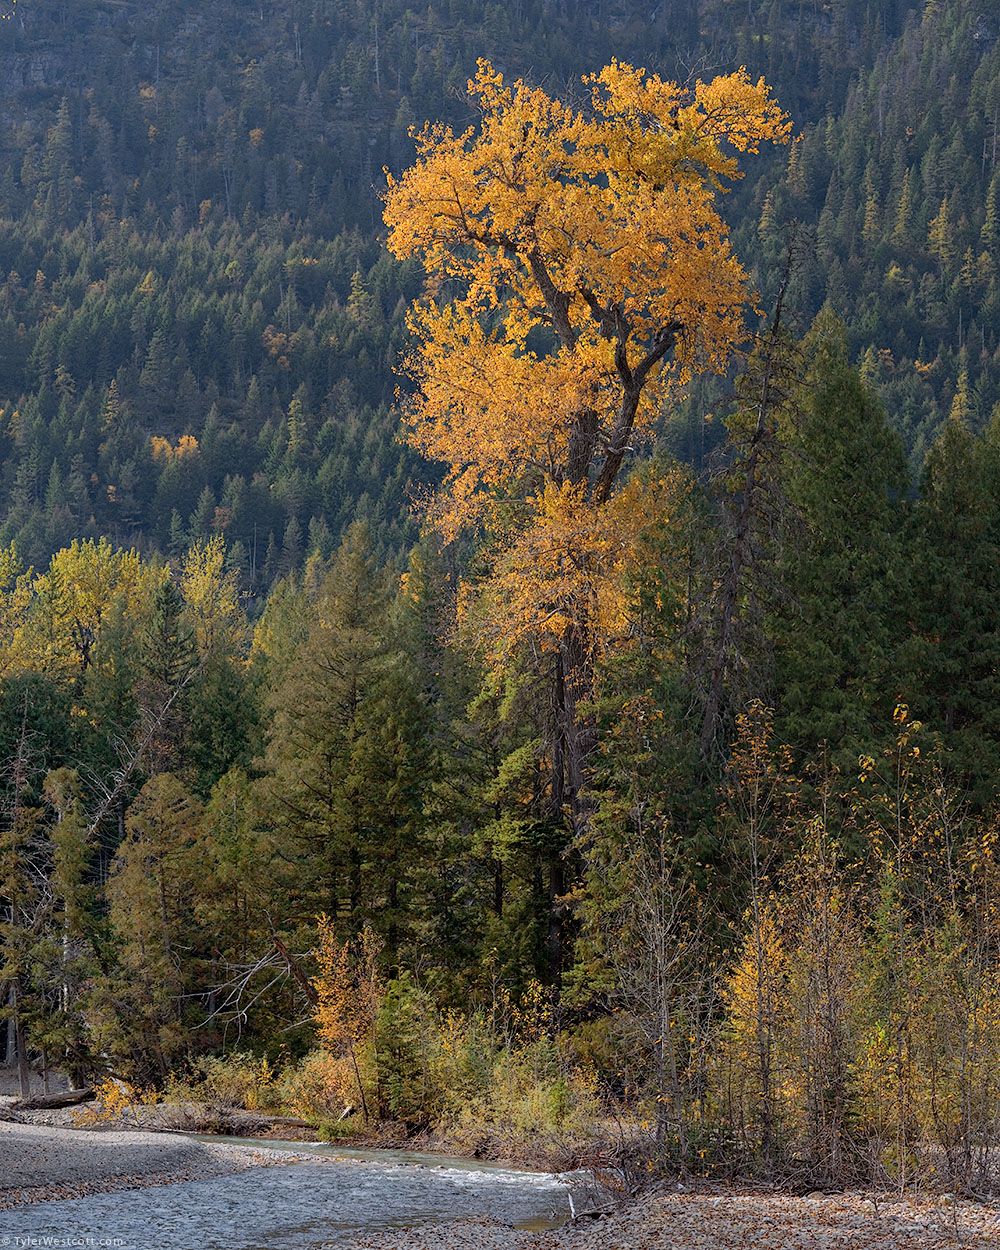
0, 1137, 575, 1248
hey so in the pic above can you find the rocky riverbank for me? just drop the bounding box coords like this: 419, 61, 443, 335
346, 1187, 1000, 1250
2, 1105, 998, 1248
0, 1120, 294, 1209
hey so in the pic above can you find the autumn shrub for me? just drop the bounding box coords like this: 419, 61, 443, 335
424, 984, 603, 1156
482, 1038, 599, 1138
436, 1044, 600, 1158
71, 1077, 160, 1127
161, 1051, 280, 1112
312, 917, 385, 1124
843, 724, 1000, 1190
350, 966, 602, 1150
431, 1007, 498, 1115
272, 1048, 368, 1122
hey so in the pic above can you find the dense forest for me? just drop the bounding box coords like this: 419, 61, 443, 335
0, 0, 956, 578
5, 0, 1000, 1193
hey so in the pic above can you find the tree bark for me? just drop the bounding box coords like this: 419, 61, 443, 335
13, 984, 30, 1100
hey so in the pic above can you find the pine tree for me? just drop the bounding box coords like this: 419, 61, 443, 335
772, 312, 908, 766
904, 414, 1000, 801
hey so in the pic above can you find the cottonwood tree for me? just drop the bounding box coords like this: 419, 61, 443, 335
19, 539, 161, 682
384, 62, 789, 859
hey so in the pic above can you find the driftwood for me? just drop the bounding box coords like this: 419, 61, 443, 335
12, 1085, 94, 1111
227, 1112, 313, 1129
567, 1192, 615, 1221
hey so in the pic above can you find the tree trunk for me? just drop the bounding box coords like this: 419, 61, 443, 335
545, 629, 597, 985
13, 984, 30, 1100
557, 627, 597, 840
14, 1086, 95, 1111
700, 246, 796, 762
4, 983, 14, 1067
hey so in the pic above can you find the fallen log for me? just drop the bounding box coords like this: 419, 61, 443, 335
12, 1085, 94, 1111
228, 1113, 313, 1129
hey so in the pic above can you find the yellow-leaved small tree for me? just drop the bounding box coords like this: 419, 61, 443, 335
312, 916, 384, 1123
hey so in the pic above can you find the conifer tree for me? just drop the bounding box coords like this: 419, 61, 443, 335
101, 773, 205, 1078
772, 312, 908, 766
31, 768, 95, 1085
905, 414, 1000, 800
260, 523, 390, 932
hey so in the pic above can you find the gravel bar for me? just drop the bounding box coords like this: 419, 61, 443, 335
342, 1187, 1000, 1250
4, 1123, 1000, 1249
0, 1121, 291, 1209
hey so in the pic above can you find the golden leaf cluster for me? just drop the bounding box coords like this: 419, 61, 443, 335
384, 61, 788, 654
150, 433, 200, 463
462, 468, 690, 662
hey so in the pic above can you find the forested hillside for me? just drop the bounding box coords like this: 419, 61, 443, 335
0, 0, 921, 578
7, 0, 1000, 1195
746, 0, 1000, 466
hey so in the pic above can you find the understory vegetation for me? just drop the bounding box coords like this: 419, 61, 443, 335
9, 330, 1000, 1191
73, 715, 1000, 1194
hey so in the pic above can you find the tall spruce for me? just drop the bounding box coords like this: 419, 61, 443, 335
905, 413, 1000, 802
772, 312, 908, 766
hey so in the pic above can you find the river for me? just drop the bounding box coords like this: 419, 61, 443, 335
0, 1138, 576, 1248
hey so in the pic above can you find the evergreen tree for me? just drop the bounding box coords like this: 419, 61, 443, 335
772, 313, 908, 766
259, 522, 391, 934
100, 773, 205, 1079
904, 413, 1000, 801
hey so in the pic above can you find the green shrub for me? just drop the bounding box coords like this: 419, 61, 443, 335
162, 1052, 280, 1112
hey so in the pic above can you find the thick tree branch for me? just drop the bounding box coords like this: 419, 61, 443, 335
593, 320, 682, 504
526, 247, 575, 350
270, 932, 319, 1007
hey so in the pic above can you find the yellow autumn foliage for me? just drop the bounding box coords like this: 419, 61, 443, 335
11, 539, 164, 681
180, 535, 244, 659
385, 60, 789, 655
151, 433, 200, 463
462, 468, 690, 664
0, 543, 34, 682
